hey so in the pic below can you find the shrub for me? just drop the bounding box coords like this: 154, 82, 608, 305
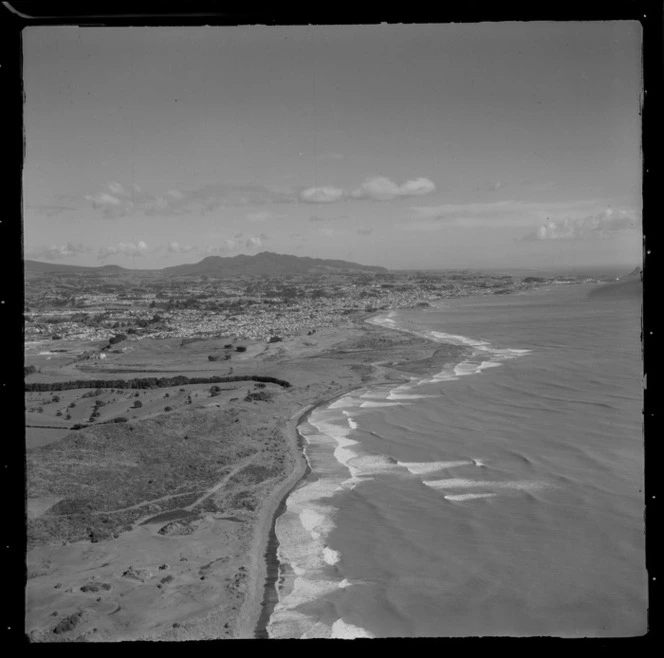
224, 344, 233, 349
164, 406, 173, 412
24, 365, 37, 376
235, 346, 247, 353
245, 391, 272, 402
109, 333, 127, 345
132, 400, 143, 408
52, 395, 60, 403
210, 385, 222, 396
208, 355, 221, 362
268, 336, 282, 343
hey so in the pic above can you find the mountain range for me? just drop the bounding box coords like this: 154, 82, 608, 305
24, 251, 387, 277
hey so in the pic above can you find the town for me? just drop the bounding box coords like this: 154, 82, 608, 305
24, 267, 591, 346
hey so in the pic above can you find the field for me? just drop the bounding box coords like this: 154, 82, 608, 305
25, 320, 450, 641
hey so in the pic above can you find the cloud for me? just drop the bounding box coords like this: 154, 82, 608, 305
521, 209, 639, 241
245, 211, 286, 222
27, 204, 78, 217
351, 176, 436, 201
25, 242, 90, 260
309, 214, 348, 222
98, 241, 150, 260
167, 241, 195, 254
85, 175, 436, 218
404, 199, 640, 233
245, 211, 273, 222
108, 182, 126, 195
192, 233, 269, 256
85, 181, 298, 218
299, 186, 346, 204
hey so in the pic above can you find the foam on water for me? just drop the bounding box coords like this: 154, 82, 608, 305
331, 619, 376, 639
399, 460, 477, 475
445, 493, 498, 502
424, 478, 548, 492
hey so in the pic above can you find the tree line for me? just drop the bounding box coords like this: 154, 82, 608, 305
25, 374, 292, 392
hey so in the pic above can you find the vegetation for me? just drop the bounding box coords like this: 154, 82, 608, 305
25, 374, 291, 392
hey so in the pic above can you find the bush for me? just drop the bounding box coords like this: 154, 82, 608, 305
224, 344, 233, 349
164, 406, 173, 412
268, 336, 282, 343
235, 346, 247, 353
245, 391, 272, 402
208, 355, 221, 362
52, 395, 60, 403
109, 333, 127, 345
132, 400, 143, 408
24, 365, 37, 376
52, 334, 62, 340
210, 385, 222, 397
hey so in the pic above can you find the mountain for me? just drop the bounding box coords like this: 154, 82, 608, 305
587, 266, 642, 300
162, 252, 387, 276
24, 260, 131, 275
24, 252, 387, 277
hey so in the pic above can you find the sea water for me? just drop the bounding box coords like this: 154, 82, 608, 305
266, 281, 646, 638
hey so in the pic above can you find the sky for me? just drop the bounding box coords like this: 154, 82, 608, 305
22, 22, 643, 271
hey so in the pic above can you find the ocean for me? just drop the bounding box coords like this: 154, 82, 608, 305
265, 280, 646, 638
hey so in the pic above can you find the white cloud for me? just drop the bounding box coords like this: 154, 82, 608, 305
521, 209, 639, 241
299, 186, 346, 204
351, 176, 436, 201
98, 241, 150, 260
245, 211, 273, 222
167, 241, 195, 254
404, 199, 641, 233
26, 242, 90, 260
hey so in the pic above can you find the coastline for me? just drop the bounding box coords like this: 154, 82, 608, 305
250, 387, 371, 639
244, 319, 453, 639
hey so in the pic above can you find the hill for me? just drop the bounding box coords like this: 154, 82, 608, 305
24, 261, 130, 275
587, 267, 642, 300
24, 252, 386, 278
162, 252, 387, 276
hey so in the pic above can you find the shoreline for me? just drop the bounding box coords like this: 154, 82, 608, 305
246, 320, 452, 639
251, 386, 370, 639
